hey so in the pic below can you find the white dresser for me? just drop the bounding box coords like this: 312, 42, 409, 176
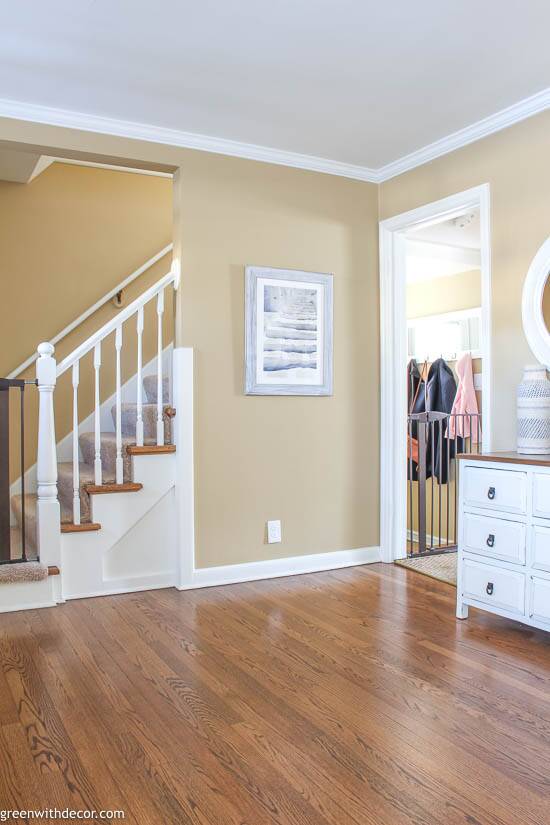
457, 452, 550, 631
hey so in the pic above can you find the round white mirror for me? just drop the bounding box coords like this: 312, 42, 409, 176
522, 237, 550, 368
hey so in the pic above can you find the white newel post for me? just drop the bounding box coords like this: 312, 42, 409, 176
36, 343, 61, 568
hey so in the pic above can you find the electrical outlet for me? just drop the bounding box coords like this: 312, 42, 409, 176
267, 520, 282, 544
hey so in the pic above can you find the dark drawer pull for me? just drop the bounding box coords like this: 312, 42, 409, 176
486, 582, 494, 596
487, 487, 496, 500
486, 534, 495, 548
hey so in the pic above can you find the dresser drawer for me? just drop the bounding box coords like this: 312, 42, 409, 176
462, 557, 525, 614
462, 466, 527, 515
530, 525, 550, 573
532, 474, 550, 519
528, 575, 550, 625
462, 513, 525, 564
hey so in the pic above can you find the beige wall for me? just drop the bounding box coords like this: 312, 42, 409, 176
178, 153, 379, 567
0, 162, 173, 377
381, 109, 550, 451
3, 108, 545, 566
407, 269, 481, 319
0, 121, 380, 569
0, 162, 173, 482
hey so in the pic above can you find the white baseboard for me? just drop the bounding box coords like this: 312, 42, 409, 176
178, 545, 381, 590
0, 599, 57, 614
64, 578, 177, 601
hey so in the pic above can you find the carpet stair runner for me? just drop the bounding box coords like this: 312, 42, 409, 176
8, 374, 174, 574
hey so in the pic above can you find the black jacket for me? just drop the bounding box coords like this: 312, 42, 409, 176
425, 358, 459, 484
407, 358, 459, 484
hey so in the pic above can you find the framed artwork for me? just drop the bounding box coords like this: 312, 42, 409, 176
245, 265, 333, 395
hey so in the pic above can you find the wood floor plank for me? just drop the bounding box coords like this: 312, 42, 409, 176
145, 591, 532, 825
151, 587, 544, 825
1, 563, 550, 824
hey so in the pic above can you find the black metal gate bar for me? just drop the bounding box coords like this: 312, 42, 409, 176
408, 416, 414, 555
407, 410, 481, 558
0, 381, 10, 562
418, 420, 427, 553
0, 378, 33, 565
20, 382, 26, 562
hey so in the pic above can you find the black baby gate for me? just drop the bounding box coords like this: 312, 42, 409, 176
406, 411, 481, 557
0, 377, 37, 564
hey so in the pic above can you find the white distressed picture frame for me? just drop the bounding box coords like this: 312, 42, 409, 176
245, 265, 333, 396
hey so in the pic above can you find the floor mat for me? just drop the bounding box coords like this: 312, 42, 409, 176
395, 551, 457, 586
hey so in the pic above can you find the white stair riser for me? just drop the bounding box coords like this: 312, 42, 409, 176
0, 577, 59, 613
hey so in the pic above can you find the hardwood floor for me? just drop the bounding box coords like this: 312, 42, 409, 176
1, 563, 549, 824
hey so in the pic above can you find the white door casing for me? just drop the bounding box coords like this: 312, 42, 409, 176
378, 184, 492, 563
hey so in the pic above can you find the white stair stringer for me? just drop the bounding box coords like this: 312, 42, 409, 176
61, 453, 177, 600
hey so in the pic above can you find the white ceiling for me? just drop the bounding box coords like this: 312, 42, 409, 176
406, 210, 481, 282
0, 1, 549, 175
409, 211, 481, 249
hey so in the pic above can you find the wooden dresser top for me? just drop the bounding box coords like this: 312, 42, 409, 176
458, 451, 550, 467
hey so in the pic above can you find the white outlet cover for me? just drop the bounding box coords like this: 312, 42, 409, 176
267, 520, 282, 543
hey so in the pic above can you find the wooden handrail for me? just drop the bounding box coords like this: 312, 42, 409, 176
7, 244, 173, 379
56, 268, 176, 378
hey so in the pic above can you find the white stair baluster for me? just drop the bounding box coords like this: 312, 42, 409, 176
115, 325, 123, 484
72, 361, 81, 524
93, 342, 102, 485
136, 307, 144, 446
156, 288, 165, 446
36, 343, 61, 568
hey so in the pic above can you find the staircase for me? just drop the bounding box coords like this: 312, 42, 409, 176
10, 374, 174, 554
1, 253, 192, 612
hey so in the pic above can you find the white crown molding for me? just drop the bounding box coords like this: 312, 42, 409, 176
0, 88, 548, 184
375, 87, 550, 182
0, 97, 379, 182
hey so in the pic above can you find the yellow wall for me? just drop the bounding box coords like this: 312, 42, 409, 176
4, 106, 545, 567
178, 152, 380, 567
407, 269, 481, 319
1, 162, 173, 483
0, 122, 380, 569
0, 162, 173, 377
381, 109, 550, 450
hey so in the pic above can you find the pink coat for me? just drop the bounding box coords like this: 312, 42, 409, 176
447, 353, 481, 442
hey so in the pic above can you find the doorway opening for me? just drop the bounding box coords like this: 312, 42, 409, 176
379, 185, 492, 568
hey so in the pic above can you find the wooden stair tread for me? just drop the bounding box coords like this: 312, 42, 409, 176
61, 522, 101, 533
85, 482, 143, 494
126, 445, 176, 455
48, 566, 60, 576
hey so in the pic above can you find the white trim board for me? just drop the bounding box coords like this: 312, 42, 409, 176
379, 184, 492, 564
178, 546, 381, 590
0, 88, 548, 183
48, 157, 173, 178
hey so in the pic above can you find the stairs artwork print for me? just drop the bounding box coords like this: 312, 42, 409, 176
0, 248, 193, 613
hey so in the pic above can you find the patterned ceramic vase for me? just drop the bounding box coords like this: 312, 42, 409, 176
517, 364, 550, 454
